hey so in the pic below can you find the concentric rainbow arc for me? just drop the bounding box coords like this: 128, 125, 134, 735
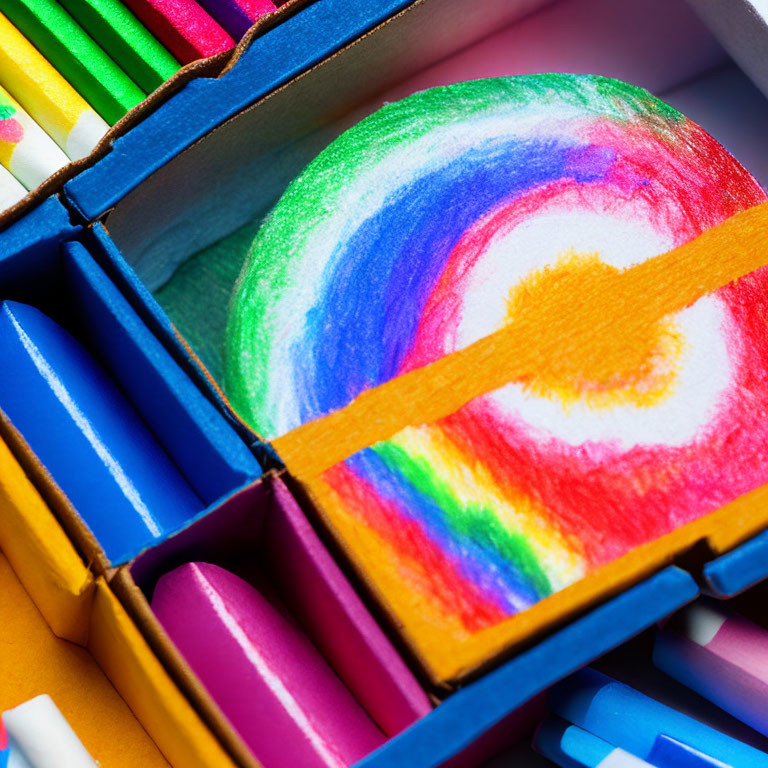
226, 75, 768, 659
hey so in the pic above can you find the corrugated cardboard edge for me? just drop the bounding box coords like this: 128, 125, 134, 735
296, 470, 768, 690
0, 0, 312, 233
0, 408, 111, 576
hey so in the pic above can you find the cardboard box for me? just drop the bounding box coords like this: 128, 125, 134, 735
58, 0, 768, 683
0, 0, 311, 232
0, 200, 266, 765
4, 1, 768, 766
0, 360, 237, 768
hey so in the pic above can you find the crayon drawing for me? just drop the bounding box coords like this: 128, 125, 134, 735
225, 75, 768, 680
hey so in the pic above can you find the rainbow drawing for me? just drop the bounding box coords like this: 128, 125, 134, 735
225, 75, 768, 681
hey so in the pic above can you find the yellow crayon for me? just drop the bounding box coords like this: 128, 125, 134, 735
0, 13, 109, 160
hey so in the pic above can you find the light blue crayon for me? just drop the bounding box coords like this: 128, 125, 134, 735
534, 715, 654, 767
549, 669, 765, 768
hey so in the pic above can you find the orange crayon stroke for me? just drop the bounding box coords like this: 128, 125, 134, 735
272, 202, 768, 480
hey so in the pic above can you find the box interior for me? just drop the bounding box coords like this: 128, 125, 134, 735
124, 474, 433, 762
98, 0, 741, 382
0, 235, 261, 566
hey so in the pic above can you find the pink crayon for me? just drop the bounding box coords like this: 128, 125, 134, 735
121, 0, 235, 64
654, 599, 768, 735
152, 562, 386, 767
195, 0, 276, 38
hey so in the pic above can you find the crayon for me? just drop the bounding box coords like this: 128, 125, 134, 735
2, 695, 97, 768
0, 84, 69, 189
58, 0, 181, 93
153, 562, 386, 767
533, 716, 655, 768
121, 0, 236, 64
655, 599, 768, 736
0, 165, 27, 211
195, 0, 276, 39
0, 13, 109, 159
0, 301, 202, 563
0, 720, 8, 768
549, 668, 768, 768
3, 0, 145, 124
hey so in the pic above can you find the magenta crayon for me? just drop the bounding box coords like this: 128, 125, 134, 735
152, 562, 385, 767
655, 599, 768, 736
120, 0, 235, 64
195, 0, 276, 38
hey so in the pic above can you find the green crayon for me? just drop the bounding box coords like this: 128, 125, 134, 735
59, 0, 180, 93
3, 0, 145, 124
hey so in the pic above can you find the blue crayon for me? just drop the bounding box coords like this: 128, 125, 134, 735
533, 715, 654, 767
0, 301, 202, 563
549, 668, 767, 768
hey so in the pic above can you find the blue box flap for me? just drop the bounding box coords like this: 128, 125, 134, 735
353, 567, 698, 768
0, 198, 78, 267
63, 0, 414, 221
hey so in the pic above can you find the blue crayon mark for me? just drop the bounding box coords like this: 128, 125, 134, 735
297, 136, 615, 424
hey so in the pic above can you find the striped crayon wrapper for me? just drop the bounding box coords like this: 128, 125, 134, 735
59, 0, 180, 93
0, 84, 70, 189
3, 0, 145, 124
0, 13, 109, 158
122, 0, 235, 64
655, 599, 768, 736
0, 164, 27, 211
196, 0, 276, 38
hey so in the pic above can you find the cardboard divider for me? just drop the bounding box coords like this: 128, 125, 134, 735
0, 550, 171, 767
0, 215, 263, 568
0, 454, 242, 768
703, 528, 768, 599
64, 0, 552, 233
0, 411, 94, 643
113, 472, 433, 766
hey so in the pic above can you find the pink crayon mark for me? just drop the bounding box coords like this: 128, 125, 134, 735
0, 117, 24, 145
